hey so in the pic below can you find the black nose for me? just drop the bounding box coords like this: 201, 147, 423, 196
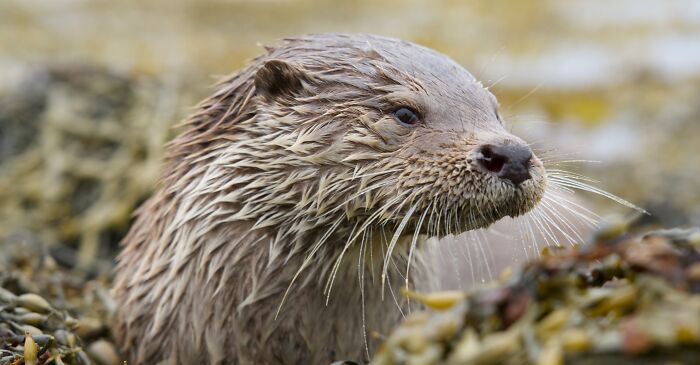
476, 144, 533, 185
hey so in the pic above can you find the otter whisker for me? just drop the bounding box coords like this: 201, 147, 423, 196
526, 213, 541, 254
464, 228, 488, 283
385, 193, 414, 223
486, 74, 509, 90
516, 219, 531, 261
547, 169, 600, 183
537, 149, 589, 161
275, 215, 344, 320
537, 208, 564, 247
350, 196, 402, 244
542, 160, 603, 170
535, 201, 576, 242
504, 82, 543, 111
445, 203, 453, 236
435, 196, 445, 238
467, 210, 478, 282
405, 203, 431, 298
519, 214, 540, 258
529, 211, 551, 248
443, 197, 452, 235
387, 243, 408, 283
453, 203, 461, 235
381, 204, 417, 298
454, 203, 462, 235
544, 187, 595, 217
476, 228, 495, 280
544, 157, 600, 163
348, 194, 408, 289
548, 181, 576, 195
548, 176, 646, 213
385, 264, 407, 319
358, 225, 370, 360
543, 187, 600, 227
539, 199, 585, 244
529, 209, 556, 247
427, 197, 440, 238
439, 203, 465, 285
463, 211, 479, 283
448, 237, 464, 285
461, 232, 476, 285
546, 198, 598, 229
466, 230, 489, 283
535, 203, 579, 244
324, 220, 361, 305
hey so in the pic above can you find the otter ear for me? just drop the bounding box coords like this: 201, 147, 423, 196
255, 60, 308, 98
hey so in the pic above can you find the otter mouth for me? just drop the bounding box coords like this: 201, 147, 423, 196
432, 183, 545, 237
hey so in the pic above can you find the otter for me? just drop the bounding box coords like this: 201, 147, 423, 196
112, 33, 547, 364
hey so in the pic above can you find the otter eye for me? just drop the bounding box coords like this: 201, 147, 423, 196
392, 107, 420, 127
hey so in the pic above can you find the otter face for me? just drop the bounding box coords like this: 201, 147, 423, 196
252, 34, 546, 238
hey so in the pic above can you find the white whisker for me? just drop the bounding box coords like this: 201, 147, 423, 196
548, 176, 646, 214
405, 203, 431, 301
381, 204, 417, 298
324, 220, 360, 304
276, 215, 344, 319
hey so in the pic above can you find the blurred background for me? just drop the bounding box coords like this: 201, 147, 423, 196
1, 0, 699, 280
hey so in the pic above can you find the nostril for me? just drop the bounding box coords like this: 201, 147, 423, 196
477, 145, 508, 173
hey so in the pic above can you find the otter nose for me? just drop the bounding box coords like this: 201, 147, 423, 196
476, 144, 533, 185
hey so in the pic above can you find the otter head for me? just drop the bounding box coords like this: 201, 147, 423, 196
243, 34, 546, 240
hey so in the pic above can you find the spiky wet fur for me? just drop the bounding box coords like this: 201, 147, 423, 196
112, 34, 547, 364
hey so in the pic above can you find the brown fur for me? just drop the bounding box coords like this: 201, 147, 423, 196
111, 33, 546, 364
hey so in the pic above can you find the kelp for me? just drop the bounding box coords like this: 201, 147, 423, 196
373, 224, 700, 365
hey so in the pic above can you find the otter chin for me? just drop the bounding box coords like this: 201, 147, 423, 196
112, 33, 547, 364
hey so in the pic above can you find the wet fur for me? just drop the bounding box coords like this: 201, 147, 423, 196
112, 34, 546, 364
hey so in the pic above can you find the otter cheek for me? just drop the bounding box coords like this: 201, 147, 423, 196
371, 117, 412, 151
